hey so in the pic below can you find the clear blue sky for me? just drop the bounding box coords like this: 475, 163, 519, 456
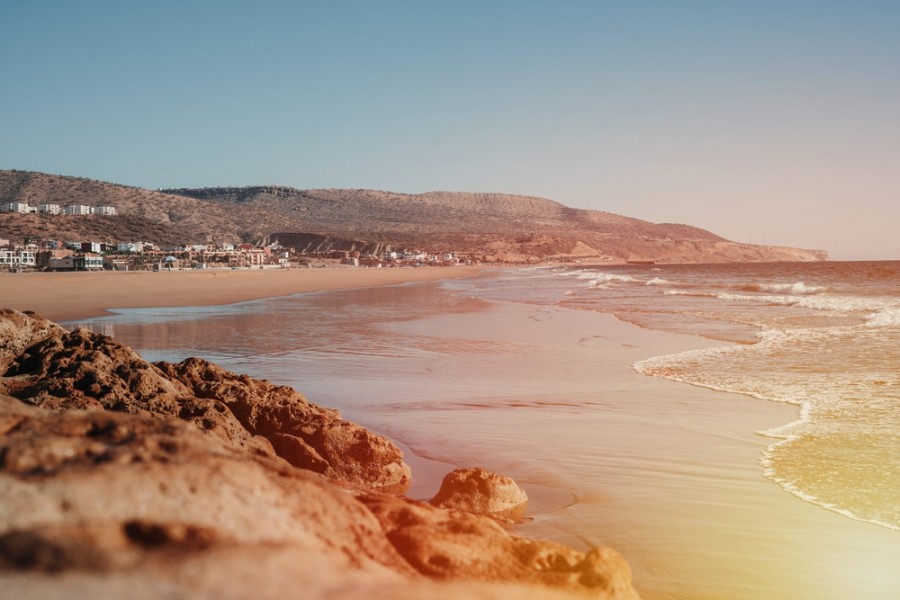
3, 1, 899, 259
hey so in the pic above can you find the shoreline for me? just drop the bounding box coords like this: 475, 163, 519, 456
289, 289, 897, 600
7, 266, 898, 598
0, 265, 487, 322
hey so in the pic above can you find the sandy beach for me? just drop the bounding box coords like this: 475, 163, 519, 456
77, 276, 899, 600
4, 265, 898, 599
0, 266, 484, 322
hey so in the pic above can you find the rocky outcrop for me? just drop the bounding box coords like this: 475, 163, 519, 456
430, 467, 528, 516
0, 309, 641, 599
0, 309, 64, 374
1, 311, 409, 491
0, 396, 417, 596
156, 357, 411, 491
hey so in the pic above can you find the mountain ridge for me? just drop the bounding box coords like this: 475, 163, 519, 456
1, 170, 827, 262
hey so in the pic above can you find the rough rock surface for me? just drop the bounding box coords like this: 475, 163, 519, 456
0, 308, 64, 374
156, 357, 411, 491
1, 311, 409, 491
0, 309, 641, 599
362, 493, 639, 599
0, 395, 416, 596
430, 467, 529, 515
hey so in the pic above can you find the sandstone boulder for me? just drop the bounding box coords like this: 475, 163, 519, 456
430, 467, 528, 515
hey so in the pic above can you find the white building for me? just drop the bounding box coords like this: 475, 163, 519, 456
95, 205, 117, 216
37, 204, 61, 214
0, 250, 36, 268
1, 202, 30, 213
64, 205, 93, 215
117, 242, 145, 253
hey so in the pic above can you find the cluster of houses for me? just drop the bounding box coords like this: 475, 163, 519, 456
1, 202, 118, 216
1, 199, 472, 271
0, 239, 273, 272
1, 236, 464, 273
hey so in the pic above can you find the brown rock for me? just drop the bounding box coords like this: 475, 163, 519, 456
0, 397, 639, 599
430, 467, 528, 516
3, 321, 278, 460
156, 356, 411, 491
0, 310, 410, 491
0, 399, 417, 591
0, 309, 63, 374
5, 325, 188, 413
360, 492, 639, 599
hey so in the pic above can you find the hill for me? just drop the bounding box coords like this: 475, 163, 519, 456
0, 170, 827, 262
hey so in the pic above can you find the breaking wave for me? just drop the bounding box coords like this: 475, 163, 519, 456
739, 281, 826, 295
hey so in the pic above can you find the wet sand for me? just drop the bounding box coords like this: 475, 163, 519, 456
0, 266, 483, 322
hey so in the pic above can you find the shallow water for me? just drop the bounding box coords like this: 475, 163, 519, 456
69, 264, 900, 600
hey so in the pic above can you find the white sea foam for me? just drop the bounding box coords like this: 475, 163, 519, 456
745, 281, 826, 295
573, 271, 637, 284
866, 306, 900, 327
663, 290, 718, 298
716, 292, 897, 315
636, 312, 900, 533
645, 277, 672, 286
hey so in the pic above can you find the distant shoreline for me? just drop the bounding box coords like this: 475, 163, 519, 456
1, 265, 486, 322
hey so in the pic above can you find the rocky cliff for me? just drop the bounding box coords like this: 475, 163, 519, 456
0, 309, 640, 600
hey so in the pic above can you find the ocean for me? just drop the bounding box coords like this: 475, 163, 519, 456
70, 261, 900, 600
459, 261, 900, 533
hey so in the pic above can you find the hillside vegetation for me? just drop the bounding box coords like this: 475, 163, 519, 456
1, 170, 827, 262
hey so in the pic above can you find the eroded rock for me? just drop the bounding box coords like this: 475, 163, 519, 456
156, 356, 411, 491
430, 467, 528, 515
0, 309, 64, 375
360, 492, 639, 599
0, 310, 410, 491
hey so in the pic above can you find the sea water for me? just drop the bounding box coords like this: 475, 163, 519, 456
457, 261, 900, 533
69, 261, 900, 600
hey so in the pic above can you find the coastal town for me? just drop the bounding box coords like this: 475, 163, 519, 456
1, 200, 465, 272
